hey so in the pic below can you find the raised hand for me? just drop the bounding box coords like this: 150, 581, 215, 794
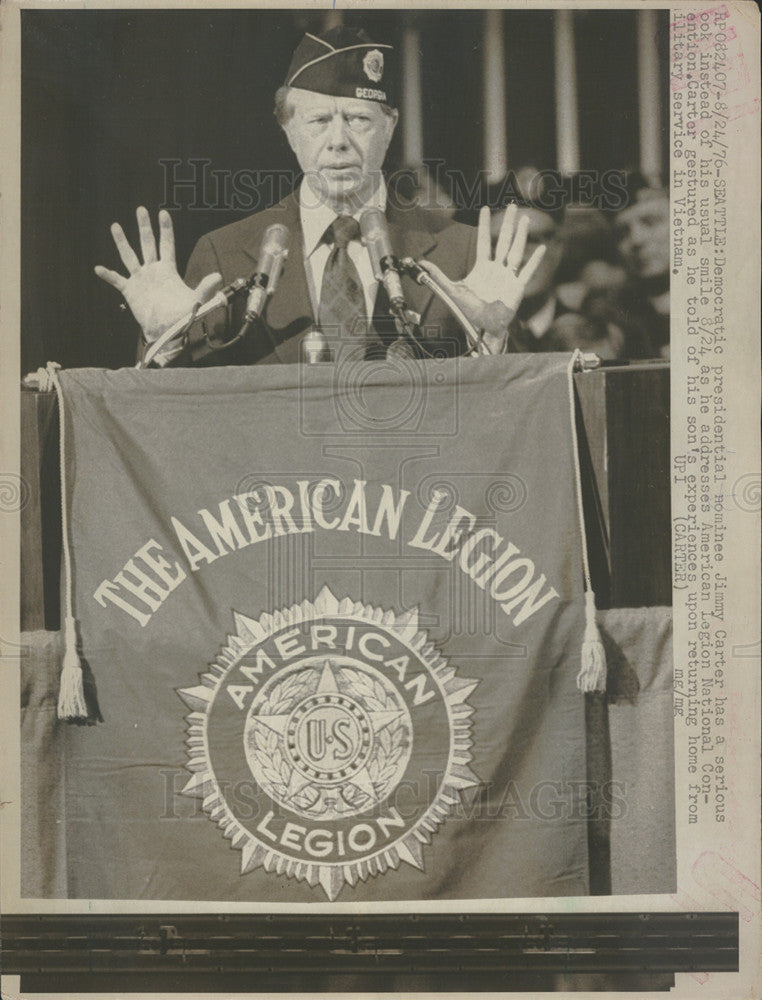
95, 207, 221, 344
419, 205, 546, 354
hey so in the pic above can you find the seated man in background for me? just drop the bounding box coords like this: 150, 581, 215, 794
608, 172, 670, 359
545, 206, 628, 361
95, 26, 544, 366
488, 168, 670, 362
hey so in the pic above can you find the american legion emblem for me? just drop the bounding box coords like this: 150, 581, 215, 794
178, 586, 479, 899
362, 49, 384, 83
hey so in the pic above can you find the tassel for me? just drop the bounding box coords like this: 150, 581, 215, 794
57, 615, 88, 720
57, 658, 87, 719
47, 364, 90, 721
576, 590, 607, 693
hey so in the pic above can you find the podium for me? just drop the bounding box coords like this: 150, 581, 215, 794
16, 359, 676, 958
20, 361, 671, 631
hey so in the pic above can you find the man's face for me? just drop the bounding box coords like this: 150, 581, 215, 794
614, 192, 670, 280
283, 89, 398, 209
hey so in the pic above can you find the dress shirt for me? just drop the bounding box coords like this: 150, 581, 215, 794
299, 178, 387, 320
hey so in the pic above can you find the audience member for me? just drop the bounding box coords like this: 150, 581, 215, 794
609, 172, 670, 358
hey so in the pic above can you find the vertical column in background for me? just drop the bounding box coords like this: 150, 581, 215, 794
553, 9, 580, 176
321, 8, 342, 32
483, 8, 508, 184
638, 8, 664, 183
401, 15, 424, 168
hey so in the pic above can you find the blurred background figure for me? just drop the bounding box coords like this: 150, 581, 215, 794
609, 171, 670, 358
551, 203, 629, 360
488, 168, 566, 352
488, 167, 628, 359
389, 162, 457, 218
487, 167, 670, 360
554, 205, 625, 308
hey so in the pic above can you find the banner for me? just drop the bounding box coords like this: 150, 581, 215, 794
55, 354, 590, 902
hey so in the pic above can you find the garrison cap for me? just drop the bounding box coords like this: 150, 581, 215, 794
284, 26, 395, 106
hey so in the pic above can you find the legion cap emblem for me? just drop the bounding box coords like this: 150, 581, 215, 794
178, 586, 479, 900
363, 49, 385, 83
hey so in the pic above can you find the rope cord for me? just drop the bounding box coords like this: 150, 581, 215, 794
567, 349, 593, 592
48, 364, 88, 719
566, 349, 607, 693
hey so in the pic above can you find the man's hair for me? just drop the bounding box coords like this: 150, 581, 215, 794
273, 85, 397, 127
614, 167, 668, 214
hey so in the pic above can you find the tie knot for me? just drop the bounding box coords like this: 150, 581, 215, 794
328, 215, 360, 249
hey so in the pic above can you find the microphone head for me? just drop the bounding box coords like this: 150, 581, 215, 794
360, 208, 394, 284
359, 207, 389, 248
262, 223, 290, 256
246, 223, 291, 314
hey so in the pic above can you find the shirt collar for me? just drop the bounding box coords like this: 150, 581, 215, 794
299, 177, 387, 258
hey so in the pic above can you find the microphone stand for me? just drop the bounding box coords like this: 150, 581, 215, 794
137, 277, 251, 369
398, 257, 488, 356
388, 300, 421, 346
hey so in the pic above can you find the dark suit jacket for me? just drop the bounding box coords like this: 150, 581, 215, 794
168, 191, 486, 366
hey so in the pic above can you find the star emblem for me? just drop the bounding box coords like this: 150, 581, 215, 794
178, 588, 480, 899
252, 659, 403, 804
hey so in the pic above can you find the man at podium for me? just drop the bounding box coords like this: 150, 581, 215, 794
94, 26, 545, 367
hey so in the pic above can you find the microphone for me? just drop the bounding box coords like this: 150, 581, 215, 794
359, 208, 406, 308
243, 223, 290, 321
140, 224, 290, 367
198, 275, 251, 310
219, 223, 290, 351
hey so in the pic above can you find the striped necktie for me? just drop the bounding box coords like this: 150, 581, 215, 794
318, 215, 368, 346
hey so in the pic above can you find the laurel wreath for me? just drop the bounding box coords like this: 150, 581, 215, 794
338, 666, 410, 798
245, 664, 410, 818
247, 670, 316, 800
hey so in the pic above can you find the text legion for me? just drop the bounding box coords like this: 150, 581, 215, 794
93, 478, 559, 628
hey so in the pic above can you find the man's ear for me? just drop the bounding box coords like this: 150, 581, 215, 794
282, 121, 298, 156
387, 108, 400, 141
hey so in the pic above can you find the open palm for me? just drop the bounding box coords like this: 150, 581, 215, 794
419, 205, 546, 353
95, 207, 221, 343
